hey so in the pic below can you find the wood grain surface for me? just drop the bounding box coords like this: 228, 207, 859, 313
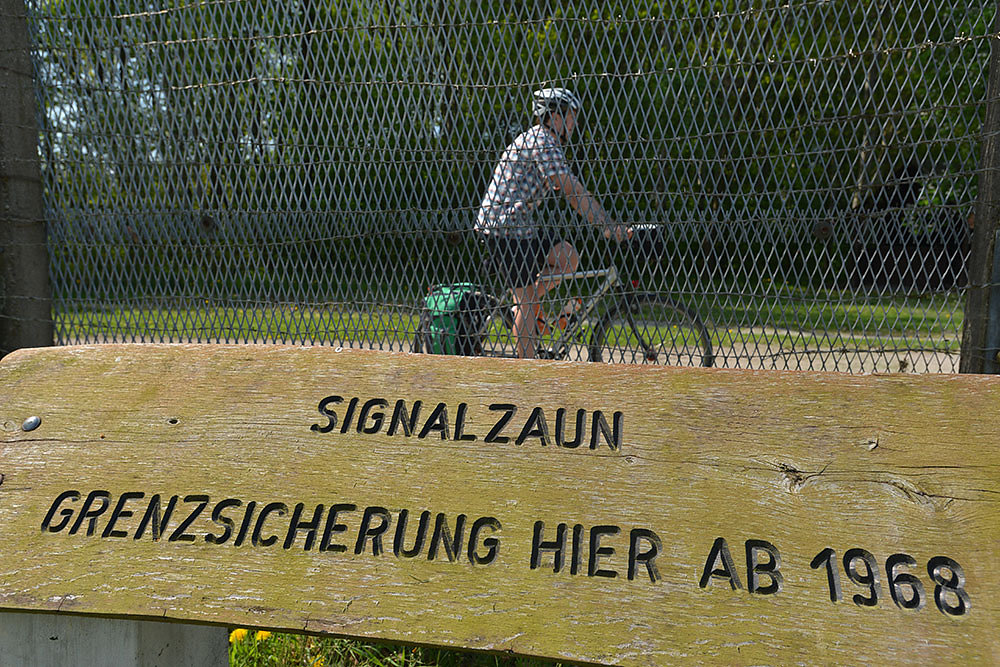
0, 344, 998, 665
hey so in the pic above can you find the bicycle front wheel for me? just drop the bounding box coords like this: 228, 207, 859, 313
589, 294, 714, 367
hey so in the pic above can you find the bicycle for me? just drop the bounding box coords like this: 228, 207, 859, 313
413, 225, 715, 367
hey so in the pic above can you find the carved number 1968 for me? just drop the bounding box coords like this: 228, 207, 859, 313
810, 548, 970, 616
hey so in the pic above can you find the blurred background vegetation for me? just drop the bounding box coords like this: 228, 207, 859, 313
24, 0, 995, 367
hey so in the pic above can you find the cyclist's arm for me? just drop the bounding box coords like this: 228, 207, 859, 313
549, 172, 630, 241
550, 171, 611, 226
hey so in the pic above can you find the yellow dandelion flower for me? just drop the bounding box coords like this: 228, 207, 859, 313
254, 630, 272, 641
311, 658, 326, 667
229, 628, 248, 643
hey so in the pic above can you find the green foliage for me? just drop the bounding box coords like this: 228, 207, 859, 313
228, 631, 561, 667
28, 1, 994, 226
25, 0, 994, 322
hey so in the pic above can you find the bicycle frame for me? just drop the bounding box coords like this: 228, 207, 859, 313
518, 264, 624, 359
441, 225, 713, 365
457, 257, 711, 366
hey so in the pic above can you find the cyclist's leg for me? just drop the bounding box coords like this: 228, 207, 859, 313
535, 240, 579, 298
487, 230, 577, 359
510, 282, 539, 359
484, 232, 543, 358
509, 232, 557, 358
512, 235, 578, 358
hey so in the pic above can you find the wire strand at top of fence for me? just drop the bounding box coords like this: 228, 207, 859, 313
10, 30, 994, 77
8, 0, 964, 28
11, 115, 994, 160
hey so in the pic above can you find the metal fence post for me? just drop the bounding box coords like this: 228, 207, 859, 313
961, 16, 1000, 374
0, 0, 53, 357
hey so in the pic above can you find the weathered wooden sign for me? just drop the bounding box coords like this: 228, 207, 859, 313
0, 345, 998, 665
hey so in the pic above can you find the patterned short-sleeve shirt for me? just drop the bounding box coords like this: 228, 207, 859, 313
475, 124, 573, 238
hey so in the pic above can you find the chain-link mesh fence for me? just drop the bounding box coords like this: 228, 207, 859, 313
16, 0, 998, 371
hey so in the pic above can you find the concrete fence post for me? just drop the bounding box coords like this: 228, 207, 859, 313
960, 15, 1000, 373
0, 0, 53, 357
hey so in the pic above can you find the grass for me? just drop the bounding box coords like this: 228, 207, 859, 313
227, 629, 561, 667
703, 286, 964, 341
52, 283, 965, 361
55, 304, 422, 347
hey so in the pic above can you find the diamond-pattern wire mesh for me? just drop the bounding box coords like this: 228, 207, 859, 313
20, 1, 995, 371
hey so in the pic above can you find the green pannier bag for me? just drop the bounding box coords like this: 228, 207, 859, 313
423, 283, 492, 356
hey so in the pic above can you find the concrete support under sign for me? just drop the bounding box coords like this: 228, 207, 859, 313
0, 612, 227, 667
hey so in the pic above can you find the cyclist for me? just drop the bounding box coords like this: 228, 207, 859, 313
475, 87, 629, 359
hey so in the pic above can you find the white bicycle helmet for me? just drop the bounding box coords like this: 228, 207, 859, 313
532, 87, 582, 117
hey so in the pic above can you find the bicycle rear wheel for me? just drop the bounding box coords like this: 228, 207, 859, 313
413, 310, 430, 353
588, 294, 714, 367
478, 305, 518, 358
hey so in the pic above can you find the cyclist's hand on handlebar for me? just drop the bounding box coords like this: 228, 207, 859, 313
602, 222, 633, 243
